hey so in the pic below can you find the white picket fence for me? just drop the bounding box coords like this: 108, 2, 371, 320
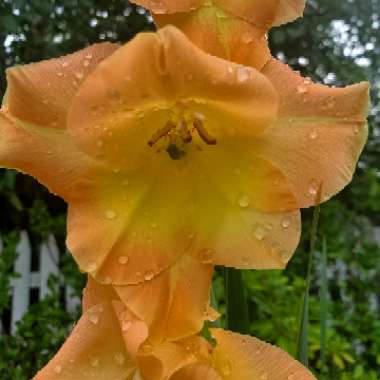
0, 231, 80, 334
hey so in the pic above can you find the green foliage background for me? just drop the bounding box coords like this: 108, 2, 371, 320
0, 0, 379, 379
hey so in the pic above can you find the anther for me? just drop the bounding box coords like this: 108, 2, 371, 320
193, 118, 217, 145
147, 121, 175, 147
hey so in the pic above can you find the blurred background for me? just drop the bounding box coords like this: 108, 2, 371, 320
0, 0, 379, 379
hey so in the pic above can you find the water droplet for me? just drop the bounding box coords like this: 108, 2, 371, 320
309, 130, 319, 140
237, 66, 250, 83
220, 362, 231, 376
150, 221, 157, 229
260, 373, 268, 380
114, 352, 125, 365
83, 60, 90, 67
200, 248, 214, 264
287, 375, 295, 380
144, 270, 154, 281
281, 218, 291, 228
238, 195, 251, 208
308, 179, 319, 195
54, 365, 62, 374
253, 226, 265, 241
103, 276, 112, 285
89, 314, 99, 325
122, 320, 132, 332
85, 53, 93, 60
118, 256, 129, 265
57, 72, 64, 77
297, 84, 308, 94
105, 210, 117, 220
241, 32, 254, 44
227, 66, 234, 74
90, 357, 99, 367
75, 71, 84, 80
87, 262, 98, 272
354, 125, 360, 134
62, 61, 69, 68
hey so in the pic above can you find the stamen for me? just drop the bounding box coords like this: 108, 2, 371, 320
193, 118, 217, 145
178, 118, 192, 143
147, 121, 175, 147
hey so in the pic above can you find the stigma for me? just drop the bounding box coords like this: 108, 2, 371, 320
148, 113, 217, 160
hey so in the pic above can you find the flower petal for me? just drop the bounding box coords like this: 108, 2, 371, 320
170, 363, 222, 380
115, 254, 214, 343
211, 329, 317, 380
254, 59, 369, 208
82, 276, 120, 312
68, 26, 277, 164
154, 8, 271, 69
193, 197, 301, 269
5, 43, 118, 130
132, 0, 203, 13
0, 112, 102, 201
33, 303, 135, 380
66, 164, 196, 285
273, 0, 307, 26
138, 336, 211, 380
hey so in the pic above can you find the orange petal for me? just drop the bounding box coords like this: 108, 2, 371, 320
0, 112, 103, 201
273, 0, 307, 26
170, 363, 222, 380
211, 329, 317, 380
132, 0, 203, 13
193, 200, 301, 269
68, 26, 277, 165
82, 276, 120, 312
33, 303, 135, 380
138, 336, 211, 380
115, 254, 214, 343
254, 59, 369, 208
5, 43, 118, 130
154, 9, 271, 69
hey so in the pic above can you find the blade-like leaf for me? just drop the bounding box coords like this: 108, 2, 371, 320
296, 199, 321, 366
224, 267, 250, 334
320, 236, 328, 373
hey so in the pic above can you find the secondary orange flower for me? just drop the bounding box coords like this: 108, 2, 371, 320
32, 299, 316, 380
131, 0, 306, 69
0, 26, 369, 287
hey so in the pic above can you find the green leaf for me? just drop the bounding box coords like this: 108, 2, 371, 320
224, 267, 250, 334
320, 236, 329, 373
296, 201, 321, 366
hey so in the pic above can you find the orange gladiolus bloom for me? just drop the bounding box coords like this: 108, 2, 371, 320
32, 294, 316, 380
0, 26, 368, 288
132, 0, 306, 69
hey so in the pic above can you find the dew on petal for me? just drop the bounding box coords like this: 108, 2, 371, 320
89, 314, 99, 325
308, 179, 319, 195
62, 61, 69, 68
144, 270, 154, 281
118, 256, 129, 265
260, 373, 268, 380
309, 130, 319, 140
87, 262, 98, 272
103, 276, 112, 284
296, 84, 308, 94
75, 71, 84, 80
237, 66, 250, 83
220, 362, 231, 376
90, 357, 99, 367
122, 320, 132, 332
85, 53, 93, 60
57, 72, 64, 77
238, 195, 251, 208
227, 66, 234, 74
200, 248, 214, 264
105, 210, 117, 220
241, 32, 254, 44
83, 60, 91, 67
114, 352, 125, 365
253, 225, 265, 241
281, 218, 291, 229
54, 365, 62, 374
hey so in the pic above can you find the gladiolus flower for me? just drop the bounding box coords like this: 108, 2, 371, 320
32, 298, 316, 380
131, 0, 307, 69
0, 26, 368, 288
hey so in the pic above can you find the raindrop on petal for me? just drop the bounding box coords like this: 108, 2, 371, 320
281, 218, 291, 228
105, 210, 117, 220
114, 352, 125, 365
89, 314, 99, 325
238, 195, 251, 208
54, 365, 62, 374
118, 256, 129, 265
